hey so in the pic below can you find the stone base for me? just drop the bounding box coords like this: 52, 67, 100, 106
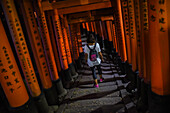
9, 99, 38, 113
148, 87, 170, 113
44, 85, 58, 105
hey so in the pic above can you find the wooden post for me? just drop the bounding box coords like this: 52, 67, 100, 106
136, 0, 150, 111
33, 0, 67, 98
116, 0, 127, 62
128, 0, 137, 71
1, 0, 41, 98
70, 24, 81, 69
148, 0, 170, 112
1, 0, 52, 113
19, 0, 59, 105
93, 21, 97, 35
112, 23, 118, 52
121, 0, 132, 64
140, 0, 150, 84
45, 11, 62, 74
91, 21, 94, 33
86, 22, 90, 35
106, 21, 114, 52
61, 15, 78, 78
52, 9, 73, 88
88, 22, 92, 32
76, 23, 84, 54
0, 19, 37, 112
64, 16, 74, 62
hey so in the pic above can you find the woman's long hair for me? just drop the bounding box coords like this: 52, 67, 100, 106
87, 33, 96, 44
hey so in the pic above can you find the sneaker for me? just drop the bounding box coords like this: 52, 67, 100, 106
94, 84, 99, 88
100, 77, 104, 82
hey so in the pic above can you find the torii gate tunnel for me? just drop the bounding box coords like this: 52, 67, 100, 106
0, 0, 170, 113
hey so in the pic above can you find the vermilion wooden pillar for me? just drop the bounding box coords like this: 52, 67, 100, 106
96, 21, 102, 38
116, 0, 127, 60
82, 23, 86, 29
88, 22, 92, 32
45, 11, 62, 75
70, 24, 81, 69
1, 0, 52, 113
101, 21, 108, 41
95, 21, 103, 48
148, 0, 170, 112
20, 0, 59, 105
102, 21, 111, 52
106, 21, 114, 51
134, 0, 142, 78
140, 0, 150, 84
64, 16, 74, 62
114, 18, 121, 57
60, 15, 78, 79
0, 19, 36, 113
106, 21, 113, 42
128, 0, 137, 72
52, 9, 73, 88
110, 22, 115, 50
82, 22, 86, 34
137, 0, 150, 111
76, 23, 84, 54
85, 22, 90, 34
1, 0, 41, 98
91, 21, 95, 33
112, 23, 118, 53
93, 21, 97, 35
121, 0, 132, 64
33, 1, 67, 97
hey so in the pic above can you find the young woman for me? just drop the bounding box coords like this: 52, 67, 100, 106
84, 33, 104, 88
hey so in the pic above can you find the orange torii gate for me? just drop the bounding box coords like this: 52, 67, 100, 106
106, 20, 114, 52
111, 0, 127, 75
52, 9, 74, 88
60, 15, 78, 79
121, 0, 132, 65
0, 19, 38, 113
76, 23, 84, 56
90, 21, 95, 33
85, 22, 90, 35
33, 0, 67, 97
64, 16, 75, 62
136, 0, 150, 111
45, 11, 62, 76
70, 23, 82, 69
128, 0, 137, 72
147, 0, 170, 112
101, 21, 108, 49
95, 21, 103, 48
19, 0, 59, 106
88, 22, 92, 33
1, 0, 52, 113
111, 23, 118, 53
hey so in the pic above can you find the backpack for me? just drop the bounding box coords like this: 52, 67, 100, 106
87, 43, 98, 61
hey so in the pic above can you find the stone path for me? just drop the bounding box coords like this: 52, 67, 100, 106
56, 50, 139, 113
55, 33, 139, 113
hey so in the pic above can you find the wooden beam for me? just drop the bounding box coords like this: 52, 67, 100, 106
68, 15, 113, 24
41, 0, 110, 11
67, 8, 113, 20
91, 8, 113, 16
67, 11, 90, 20
58, 1, 112, 15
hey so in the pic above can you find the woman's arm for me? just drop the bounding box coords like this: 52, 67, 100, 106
98, 52, 104, 62
85, 53, 88, 63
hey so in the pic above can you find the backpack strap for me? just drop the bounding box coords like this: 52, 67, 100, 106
93, 43, 96, 50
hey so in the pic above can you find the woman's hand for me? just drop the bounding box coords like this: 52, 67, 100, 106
101, 58, 104, 62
